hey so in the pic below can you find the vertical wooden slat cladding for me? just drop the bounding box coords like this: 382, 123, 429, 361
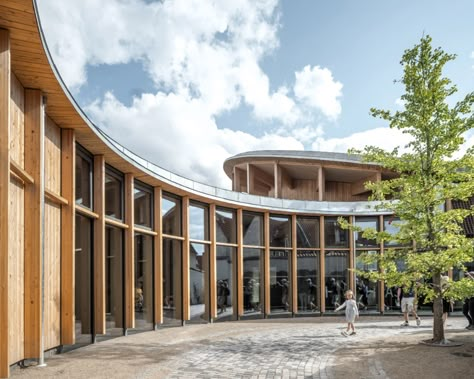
44, 117, 61, 193
61, 129, 75, 344
93, 155, 106, 334
0, 27, 11, 378
124, 173, 134, 329
24, 89, 43, 359
154, 187, 163, 325
9, 75, 24, 165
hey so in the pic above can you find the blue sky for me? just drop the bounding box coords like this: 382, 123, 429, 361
37, 0, 474, 187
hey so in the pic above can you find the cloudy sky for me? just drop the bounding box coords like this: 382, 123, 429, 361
37, 0, 474, 188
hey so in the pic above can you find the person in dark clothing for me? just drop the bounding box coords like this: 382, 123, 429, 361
463, 271, 474, 330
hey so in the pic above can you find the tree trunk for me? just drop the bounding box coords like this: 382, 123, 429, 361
432, 273, 445, 343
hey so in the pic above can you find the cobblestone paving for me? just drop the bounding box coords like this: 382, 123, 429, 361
10, 317, 470, 379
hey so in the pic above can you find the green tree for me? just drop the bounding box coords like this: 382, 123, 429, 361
344, 35, 474, 344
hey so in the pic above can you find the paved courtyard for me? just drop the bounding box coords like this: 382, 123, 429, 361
10, 316, 473, 379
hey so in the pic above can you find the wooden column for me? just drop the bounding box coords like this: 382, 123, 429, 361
153, 187, 163, 325
236, 209, 244, 317
124, 173, 135, 329
93, 155, 105, 334
182, 196, 190, 321
320, 216, 325, 313
263, 212, 270, 315
24, 89, 44, 359
60, 129, 75, 345
209, 204, 217, 319
274, 163, 278, 198
349, 216, 355, 291
0, 28, 10, 378
379, 215, 385, 313
318, 167, 325, 201
291, 215, 297, 314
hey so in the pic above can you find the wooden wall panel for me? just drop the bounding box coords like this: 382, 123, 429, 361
325, 181, 369, 202
44, 116, 61, 193
8, 177, 24, 365
24, 89, 43, 359
9, 74, 23, 165
93, 155, 106, 334
124, 173, 134, 329
0, 28, 11, 377
60, 129, 75, 344
153, 187, 163, 325
182, 196, 190, 321
43, 201, 61, 350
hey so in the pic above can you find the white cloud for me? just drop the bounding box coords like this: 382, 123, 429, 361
395, 97, 405, 107
294, 65, 343, 119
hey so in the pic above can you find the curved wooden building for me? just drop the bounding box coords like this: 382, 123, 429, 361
3, 1, 472, 377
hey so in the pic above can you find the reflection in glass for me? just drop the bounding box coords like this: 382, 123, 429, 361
452, 261, 474, 311
384, 256, 407, 312
163, 238, 182, 325
134, 186, 152, 228
243, 248, 263, 315
270, 215, 291, 247
105, 172, 123, 220
325, 251, 349, 310
134, 234, 153, 331
354, 217, 379, 247
355, 250, 379, 312
297, 216, 320, 248
270, 250, 291, 313
383, 217, 402, 247
325, 217, 349, 248
162, 194, 181, 236
74, 214, 93, 346
189, 243, 209, 323
216, 208, 236, 244
75, 151, 92, 208
216, 246, 234, 320
105, 226, 124, 337
189, 203, 209, 241
297, 251, 319, 313
243, 212, 264, 246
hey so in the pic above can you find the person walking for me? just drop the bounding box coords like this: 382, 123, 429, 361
335, 290, 359, 336
398, 284, 421, 326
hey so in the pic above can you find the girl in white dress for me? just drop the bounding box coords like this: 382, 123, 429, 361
335, 290, 359, 336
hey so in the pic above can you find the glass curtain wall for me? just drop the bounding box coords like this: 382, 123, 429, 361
296, 216, 320, 313
270, 215, 291, 313
74, 214, 93, 347
189, 202, 210, 323
162, 193, 182, 326
134, 234, 153, 330
242, 212, 264, 316
216, 208, 236, 320
354, 217, 380, 312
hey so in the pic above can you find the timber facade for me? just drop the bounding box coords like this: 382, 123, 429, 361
1, 1, 473, 378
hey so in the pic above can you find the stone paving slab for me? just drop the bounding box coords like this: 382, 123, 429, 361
9, 317, 473, 379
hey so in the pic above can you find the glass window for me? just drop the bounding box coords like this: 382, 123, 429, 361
189, 243, 209, 323
243, 212, 264, 246
162, 238, 182, 325
104, 226, 124, 337
325, 250, 349, 310
354, 217, 379, 247
384, 216, 402, 247
270, 215, 291, 248
216, 246, 235, 320
243, 248, 263, 315
297, 216, 320, 248
75, 148, 92, 208
270, 250, 291, 313
297, 251, 320, 313
74, 214, 93, 346
134, 184, 152, 228
355, 250, 379, 312
134, 233, 153, 331
162, 193, 181, 236
105, 170, 123, 220
189, 202, 209, 241
325, 217, 349, 248
216, 208, 236, 244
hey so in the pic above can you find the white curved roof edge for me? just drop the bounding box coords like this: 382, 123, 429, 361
33, 0, 391, 216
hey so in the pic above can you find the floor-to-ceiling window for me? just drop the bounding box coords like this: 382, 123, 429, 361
354, 217, 380, 312
243, 212, 264, 317
270, 215, 291, 314
216, 207, 236, 320
133, 182, 154, 331
162, 193, 183, 326
325, 217, 349, 311
189, 201, 210, 323
296, 216, 320, 313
